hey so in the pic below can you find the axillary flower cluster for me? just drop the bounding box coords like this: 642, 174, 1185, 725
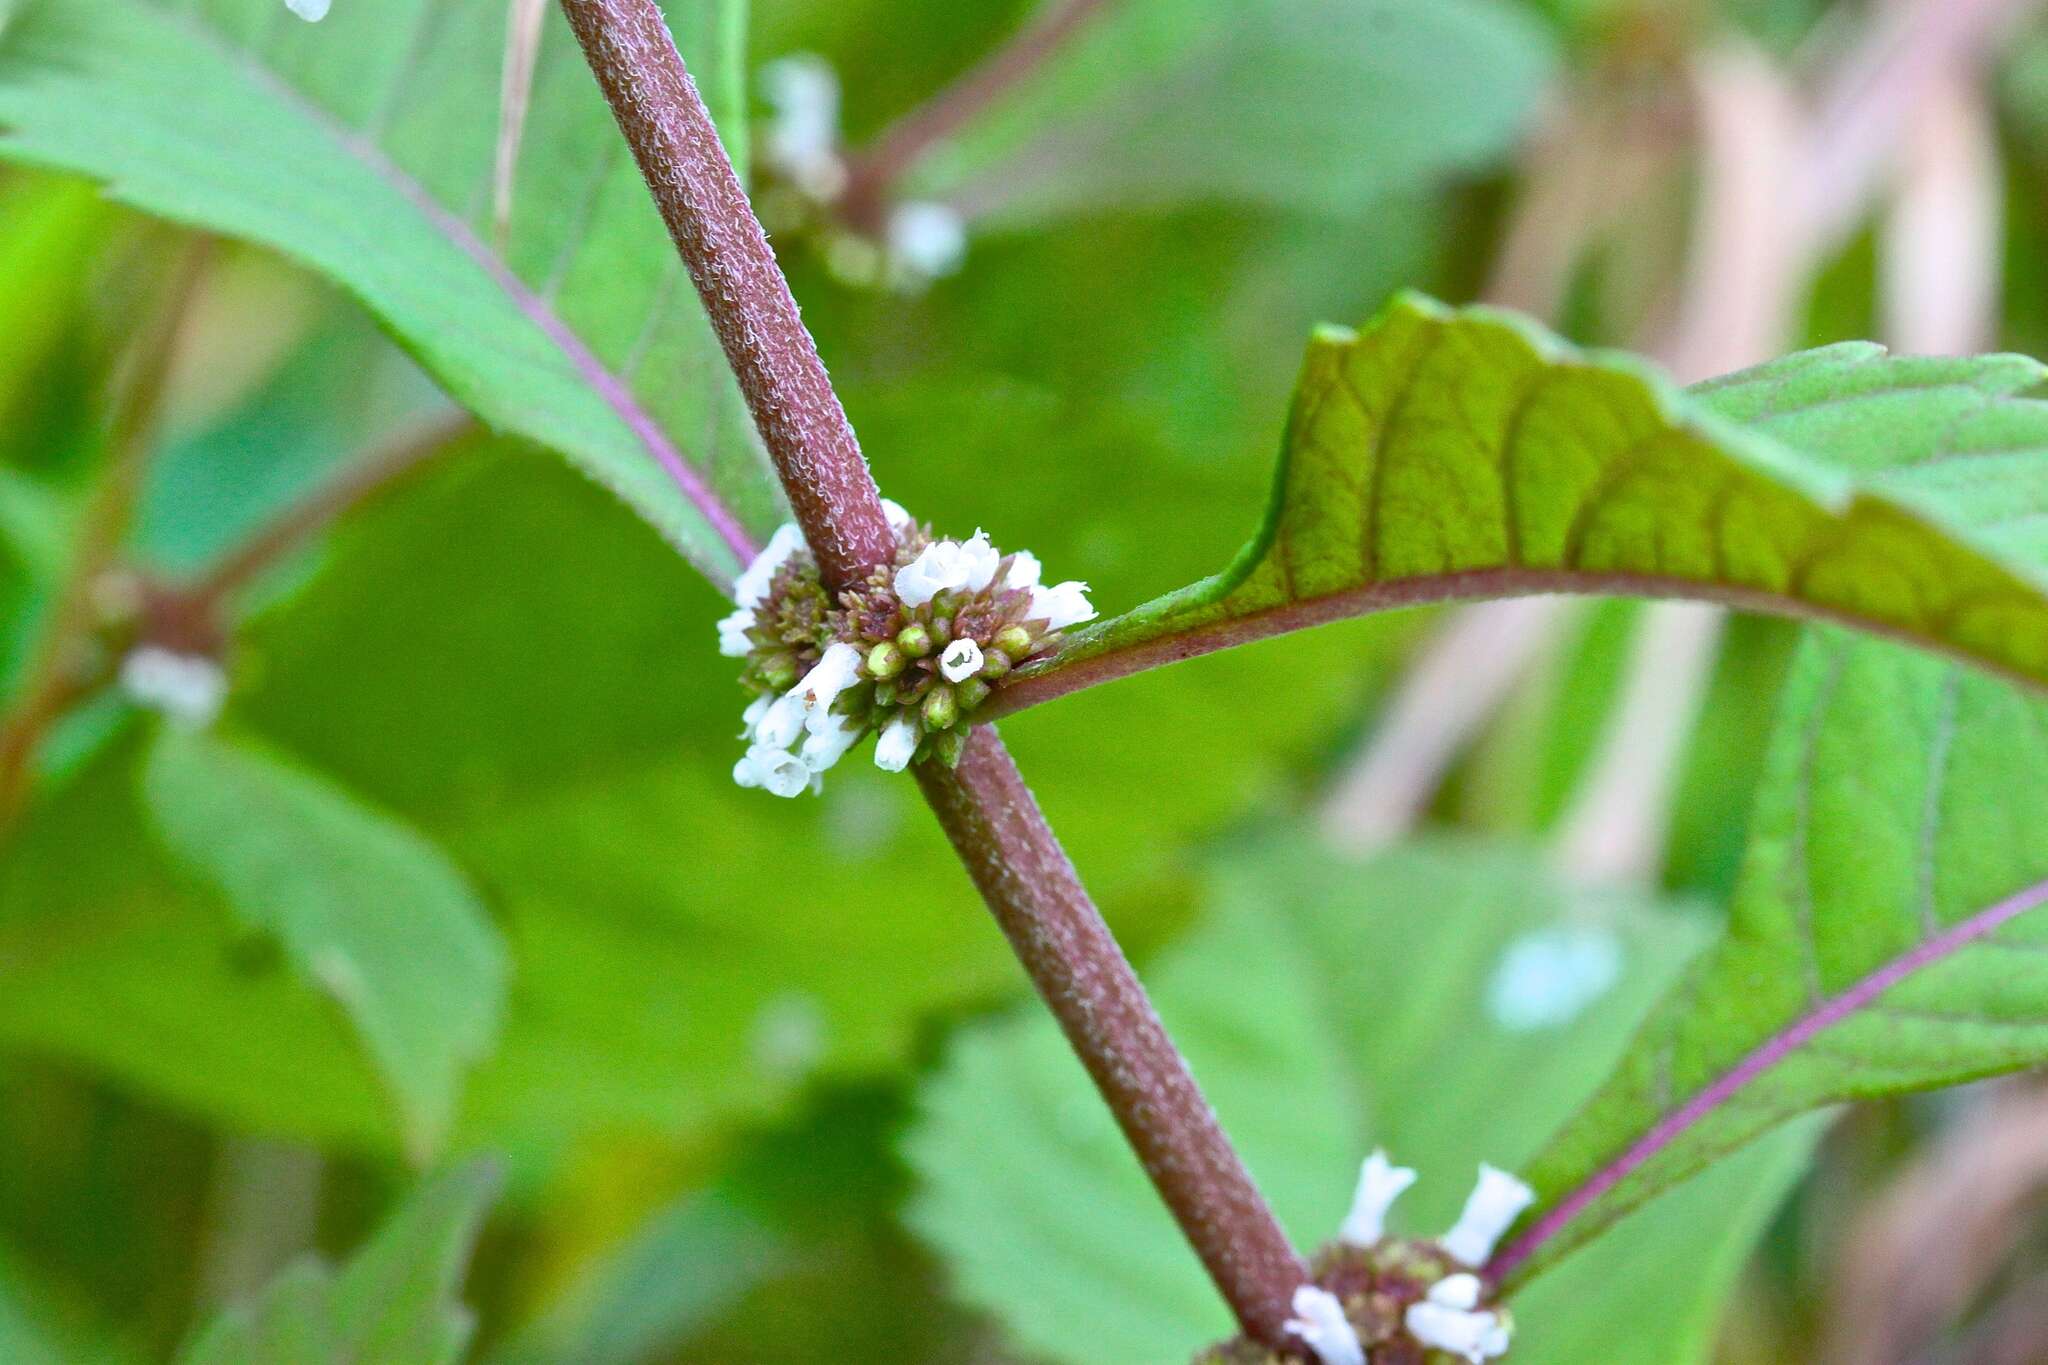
1203, 1155, 1533, 1365
718, 503, 1095, 796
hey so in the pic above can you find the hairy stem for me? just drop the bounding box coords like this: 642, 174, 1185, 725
0, 239, 210, 831
839, 0, 1115, 222
557, 0, 1307, 1345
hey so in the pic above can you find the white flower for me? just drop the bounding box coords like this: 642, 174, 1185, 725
734, 744, 811, 799
717, 606, 757, 657
1339, 1149, 1417, 1248
1441, 1165, 1535, 1268
285, 0, 330, 19
752, 693, 808, 750
958, 530, 1001, 591
1004, 550, 1042, 591
1284, 1285, 1364, 1365
733, 523, 805, 609
881, 498, 914, 531
895, 539, 971, 607
792, 641, 863, 715
888, 201, 967, 279
1027, 579, 1096, 630
739, 695, 772, 738
800, 711, 864, 772
873, 715, 920, 772
761, 56, 846, 201
939, 638, 984, 683
1405, 1275, 1511, 1362
119, 647, 226, 728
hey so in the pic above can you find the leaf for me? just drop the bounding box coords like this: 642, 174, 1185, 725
141, 728, 508, 1158
0, 1246, 136, 1365
907, 0, 1555, 224
906, 837, 1811, 1363
0, 0, 777, 586
1504, 630, 2048, 1281
1004, 294, 2048, 712
179, 1161, 500, 1365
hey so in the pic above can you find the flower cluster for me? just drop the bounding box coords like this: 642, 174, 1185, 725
719, 506, 1095, 797
1201, 1154, 1533, 1365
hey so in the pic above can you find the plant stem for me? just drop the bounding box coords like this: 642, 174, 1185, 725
838, 0, 1115, 224
557, 0, 1307, 1346
0, 239, 210, 831
555, 0, 891, 590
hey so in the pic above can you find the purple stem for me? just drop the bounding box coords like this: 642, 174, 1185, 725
1489, 874, 2048, 1282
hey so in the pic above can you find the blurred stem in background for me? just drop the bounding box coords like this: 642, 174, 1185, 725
555, 0, 1311, 1345
0, 238, 211, 834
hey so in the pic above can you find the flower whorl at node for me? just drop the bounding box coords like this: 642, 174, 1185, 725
1196, 1155, 1531, 1365
720, 509, 1095, 797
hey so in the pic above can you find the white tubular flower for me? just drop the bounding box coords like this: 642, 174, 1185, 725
753, 693, 808, 750
717, 607, 757, 657
1028, 579, 1096, 630
1405, 1275, 1511, 1362
1339, 1149, 1418, 1248
958, 530, 1000, 591
939, 638, 984, 683
894, 539, 972, 607
1004, 550, 1043, 591
761, 56, 846, 201
285, 0, 331, 19
1284, 1286, 1365, 1365
880, 497, 914, 531
739, 695, 772, 738
800, 711, 864, 772
734, 744, 811, 798
873, 715, 920, 772
888, 201, 967, 280
1441, 1165, 1535, 1268
119, 647, 227, 728
733, 523, 805, 609
793, 641, 863, 715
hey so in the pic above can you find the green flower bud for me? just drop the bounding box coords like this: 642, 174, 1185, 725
992, 625, 1034, 659
977, 648, 1012, 680
897, 623, 933, 657
866, 641, 906, 679
922, 684, 958, 730
873, 681, 898, 708
955, 677, 991, 711
931, 727, 968, 768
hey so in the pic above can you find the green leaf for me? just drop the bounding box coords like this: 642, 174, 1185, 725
907, 837, 1809, 1363
179, 1161, 499, 1365
141, 728, 508, 1158
1508, 630, 2048, 1280
1007, 294, 2048, 712
908, 0, 1555, 224
0, 0, 776, 586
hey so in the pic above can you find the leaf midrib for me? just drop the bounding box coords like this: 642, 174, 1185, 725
153, 0, 760, 577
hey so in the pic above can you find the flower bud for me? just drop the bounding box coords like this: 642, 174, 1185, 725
897, 623, 933, 658
922, 685, 958, 730
931, 727, 968, 768
993, 625, 1034, 659
977, 648, 1012, 680
955, 678, 991, 711
867, 641, 906, 679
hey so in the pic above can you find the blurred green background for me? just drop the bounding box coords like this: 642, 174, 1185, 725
2, 0, 2046, 1360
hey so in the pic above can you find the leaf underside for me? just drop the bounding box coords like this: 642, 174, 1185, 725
0, 0, 777, 587
1015, 294, 2048, 707
1508, 630, 2048, 1279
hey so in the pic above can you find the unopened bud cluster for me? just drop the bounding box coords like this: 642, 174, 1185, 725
1199, 1155, 1531, 1365
719, 503, 1095, 797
